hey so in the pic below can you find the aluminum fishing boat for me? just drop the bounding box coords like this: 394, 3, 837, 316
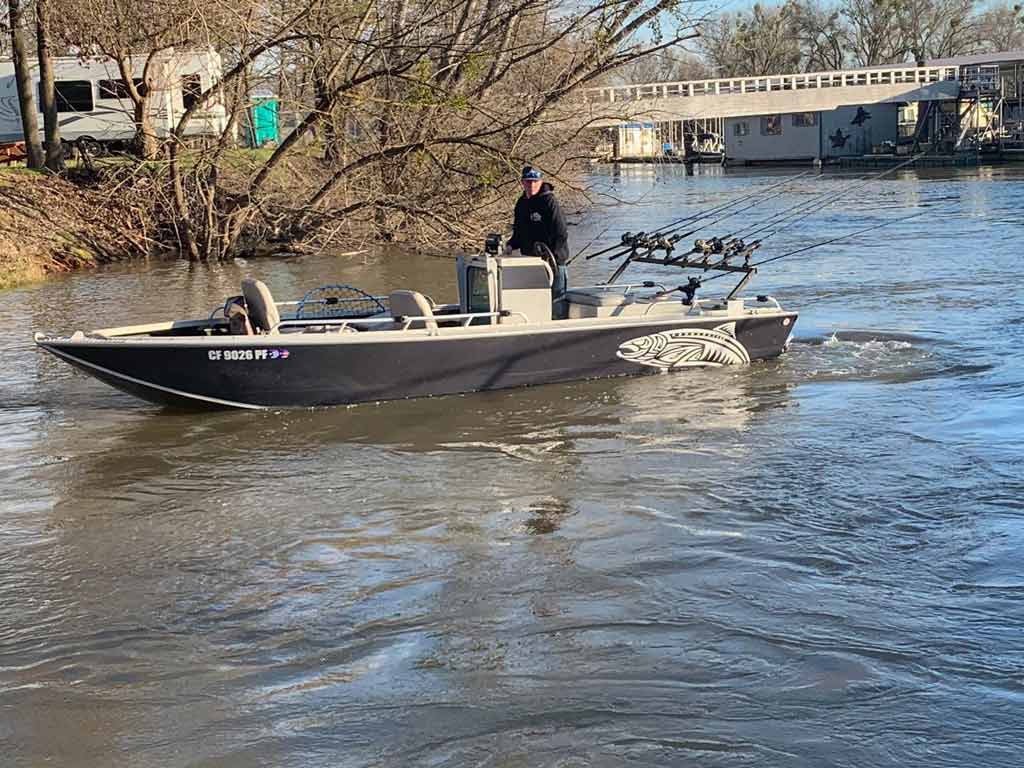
34, 231, 797, 409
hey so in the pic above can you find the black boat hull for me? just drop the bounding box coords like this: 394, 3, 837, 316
36, 313, 796, 409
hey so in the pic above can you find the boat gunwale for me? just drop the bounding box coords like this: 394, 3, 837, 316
35, 302, 796, 349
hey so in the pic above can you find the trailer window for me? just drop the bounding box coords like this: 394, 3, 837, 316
733, 122, 749, 137
181, 74, 202, 110
792, 112, 817, 127
98, 79, 148, 100
48, 80, 94, 113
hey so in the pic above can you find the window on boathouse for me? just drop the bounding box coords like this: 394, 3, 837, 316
792, 112, 818, 127
733, 121, 750, 136
760, 115, 782, 136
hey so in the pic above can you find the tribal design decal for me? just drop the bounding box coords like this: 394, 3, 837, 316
617, 323, 751, 370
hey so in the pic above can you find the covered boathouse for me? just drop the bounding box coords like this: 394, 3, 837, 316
584, 50, 1024, 165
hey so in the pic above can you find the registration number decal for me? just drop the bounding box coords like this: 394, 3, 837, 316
208, 349, 290, 361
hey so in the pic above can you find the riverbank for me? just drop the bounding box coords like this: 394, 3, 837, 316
0, 169, 150, 289
0, 155, 571, 290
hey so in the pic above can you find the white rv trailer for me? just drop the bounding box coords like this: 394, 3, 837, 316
0, 49, 228, 146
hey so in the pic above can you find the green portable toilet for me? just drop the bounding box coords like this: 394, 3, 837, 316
247, 99, 279, 147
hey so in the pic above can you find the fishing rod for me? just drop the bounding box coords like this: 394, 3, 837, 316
727, 152, 924, 244
687, 208, 932, 292
658, 152, 926, 269
749, 209, 931, 269
583, 168, 815, 262
566, 180, 663, 266
660, 173, 826, 246
594, 171, 819, 281
599, 153, 928, 286
597, 168, 817, 262
646, 207, 931, 304
654, 168, 817, 240
566, 228, 611, 266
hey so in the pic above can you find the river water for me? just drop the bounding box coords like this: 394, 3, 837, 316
2, 165, 1023, 767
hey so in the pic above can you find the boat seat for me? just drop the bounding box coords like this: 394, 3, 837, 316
563, 287, 636, 319
388, 290, 438, 332
225, 297, 254, 335
563, 287, 677, 319
242, 277, 280, 334
563, 288, 636, 307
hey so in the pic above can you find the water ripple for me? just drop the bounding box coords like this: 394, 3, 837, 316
3, 169, 1024, 766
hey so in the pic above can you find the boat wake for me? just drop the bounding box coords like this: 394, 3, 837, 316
788, 330, 993, 385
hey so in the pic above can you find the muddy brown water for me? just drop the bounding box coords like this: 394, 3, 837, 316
2, 165, 1023, 766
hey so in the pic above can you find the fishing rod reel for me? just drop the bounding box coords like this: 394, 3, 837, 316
693, 237, 725, 256
711, 238, 762, 268
585, 231, 644, 260
620, 231, 643, 247
603, 231, 645, 261
605, 231, 683, 261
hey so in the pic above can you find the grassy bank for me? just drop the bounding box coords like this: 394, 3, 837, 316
0, 168, 149, 290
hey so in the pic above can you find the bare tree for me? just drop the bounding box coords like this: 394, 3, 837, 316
841, 0, 909, 65
156, 0, 704, 261
699, 3, 802, 76
0, 6, 9, 57
792, 0, 847, 70
52, 0, 248, 158
897, 0, 979, 61
608, 48, 710, 84
35, 0, 63, 171
975, 2, 1024, 52
6, 0, 43, 167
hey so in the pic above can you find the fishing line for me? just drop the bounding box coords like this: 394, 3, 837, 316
694, 208, 932, 288
749, 209, 932, 268
584, 168, 815, 261
656, 169, 817, 239
568, 180, 662, 265
661, 173, 826, 244
728, 153, 925, 242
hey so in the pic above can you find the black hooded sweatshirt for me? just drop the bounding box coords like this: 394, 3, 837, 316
508, 182, 569, 265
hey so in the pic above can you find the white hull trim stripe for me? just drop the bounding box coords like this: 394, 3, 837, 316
40, 345, 265, 410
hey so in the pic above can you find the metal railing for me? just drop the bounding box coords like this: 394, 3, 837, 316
960, 64, 1000, 93
584, 65, 961, 104
273, 309, 531, 334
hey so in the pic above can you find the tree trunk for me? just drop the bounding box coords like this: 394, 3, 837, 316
133, 102, 159, 159
313, 65, 343, 164
115, 54, 159, 159
35, 0, 64, 172
167, 144, 202, 261
7, 0, 43, 169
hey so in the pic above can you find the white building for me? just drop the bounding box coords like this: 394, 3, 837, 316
724, 103, 900, 164
615, 123, 662, 158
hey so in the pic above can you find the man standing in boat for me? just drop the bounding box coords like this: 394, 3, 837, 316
507, 166, 570, 316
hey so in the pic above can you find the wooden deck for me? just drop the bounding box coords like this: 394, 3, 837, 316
0, 142, 26, 165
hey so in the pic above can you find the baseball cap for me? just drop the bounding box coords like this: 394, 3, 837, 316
521, 166, 543, 180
